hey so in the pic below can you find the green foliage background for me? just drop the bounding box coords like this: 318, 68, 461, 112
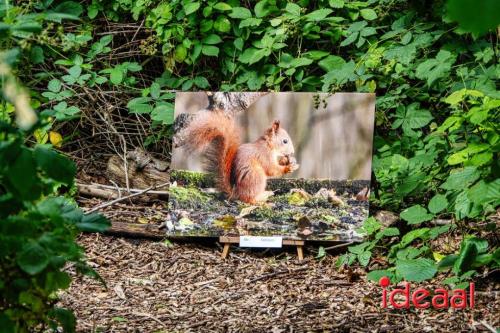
1, 0, 499, 331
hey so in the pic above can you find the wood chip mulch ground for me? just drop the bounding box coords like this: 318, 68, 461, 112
60, 234, 499, 333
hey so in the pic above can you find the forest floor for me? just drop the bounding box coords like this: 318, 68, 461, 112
60, 233, 500, 333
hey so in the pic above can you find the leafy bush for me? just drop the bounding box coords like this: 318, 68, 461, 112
2, 0, 498, 294
1, 3, 110, 332
0, 117, 110, 332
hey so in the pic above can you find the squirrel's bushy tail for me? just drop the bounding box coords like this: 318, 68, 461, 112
183, 110, 240, 194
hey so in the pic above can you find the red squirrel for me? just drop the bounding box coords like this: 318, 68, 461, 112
181, 110, 299, 203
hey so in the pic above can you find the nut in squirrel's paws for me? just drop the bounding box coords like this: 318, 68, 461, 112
279, 154, 300, 173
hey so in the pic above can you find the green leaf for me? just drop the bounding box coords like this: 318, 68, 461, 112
184, 2, 200, 15
202, 34, 222, 44
360, 9, 377, 20
150, 82, 161, 99
438, 254, 458, 270
151, 104, 174, 124
30, 46, 44, 64
76, 213, 110, 232
453, 241, 478, 274
54, 1, 83, 17
174, 45, 188, 62
110, 68, 123, 85
305, 8, 332, 21
440, 167, 480, 191
202, 45, 219, 56
238, 47, 269, 64
322, 60, 357, 88
318, 55, 345, 72
400, 205, 434, 225
213, 16, 231, 32
358, 251, 372, 266
396, 258, 437, 282
213, 2, 232, 11
285, 3, 301, 16
415, 50, 456, 86
229, 7, 252, 19
48, 79, 62, 93
239, 17, 262, 28
5, 147, 41, 201
17, 243, 49, 275
127, 97, 153, 114
428, 194, 448, 214
34, 145, 76, 185
446, 0, 500, 36
194, 76, 209, 88
366, 269, 394, 282
375, 227, 400, 240
399, 228, 430, 247
49, 308, 76, 333
356, 217, 381, 235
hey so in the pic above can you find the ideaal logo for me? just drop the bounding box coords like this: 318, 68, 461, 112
379, 277, 475, 309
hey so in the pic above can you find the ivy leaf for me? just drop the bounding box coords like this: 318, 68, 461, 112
428, 194, 448, 214
415, 50, 456, 86
400, 205, 433, 225
396, 258, 437, 282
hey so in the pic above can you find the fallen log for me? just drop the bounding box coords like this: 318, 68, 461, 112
106, 151, 169, 190
77, 183, 169, 201
105, 221, 164, 239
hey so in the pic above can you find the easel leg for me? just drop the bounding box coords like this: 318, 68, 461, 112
296, 245, 304, 261
221, 243, 231, 259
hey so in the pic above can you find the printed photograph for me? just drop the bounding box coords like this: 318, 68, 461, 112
168, 92, 375, 241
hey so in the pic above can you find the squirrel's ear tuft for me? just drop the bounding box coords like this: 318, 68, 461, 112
271, 120, 280, 132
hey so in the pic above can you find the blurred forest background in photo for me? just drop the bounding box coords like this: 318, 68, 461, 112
172, 93, 375, 180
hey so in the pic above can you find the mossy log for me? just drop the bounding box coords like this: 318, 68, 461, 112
170, 170, 370, 195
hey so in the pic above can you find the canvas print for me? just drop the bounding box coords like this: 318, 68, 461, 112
167, 92, 375, 241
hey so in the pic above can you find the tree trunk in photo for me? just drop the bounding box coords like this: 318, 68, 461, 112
173, 92, 268, 148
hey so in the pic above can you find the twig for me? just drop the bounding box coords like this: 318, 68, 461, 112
79, 182, 169, 195
323, 242, 354, 251
479, 321, 496, 333
85, 182, 170, 214
130, 312, 167, 328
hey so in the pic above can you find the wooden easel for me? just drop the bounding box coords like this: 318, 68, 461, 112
219, 236, 305, 261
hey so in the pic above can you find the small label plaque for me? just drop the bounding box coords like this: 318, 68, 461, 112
239, 236, 283, 248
